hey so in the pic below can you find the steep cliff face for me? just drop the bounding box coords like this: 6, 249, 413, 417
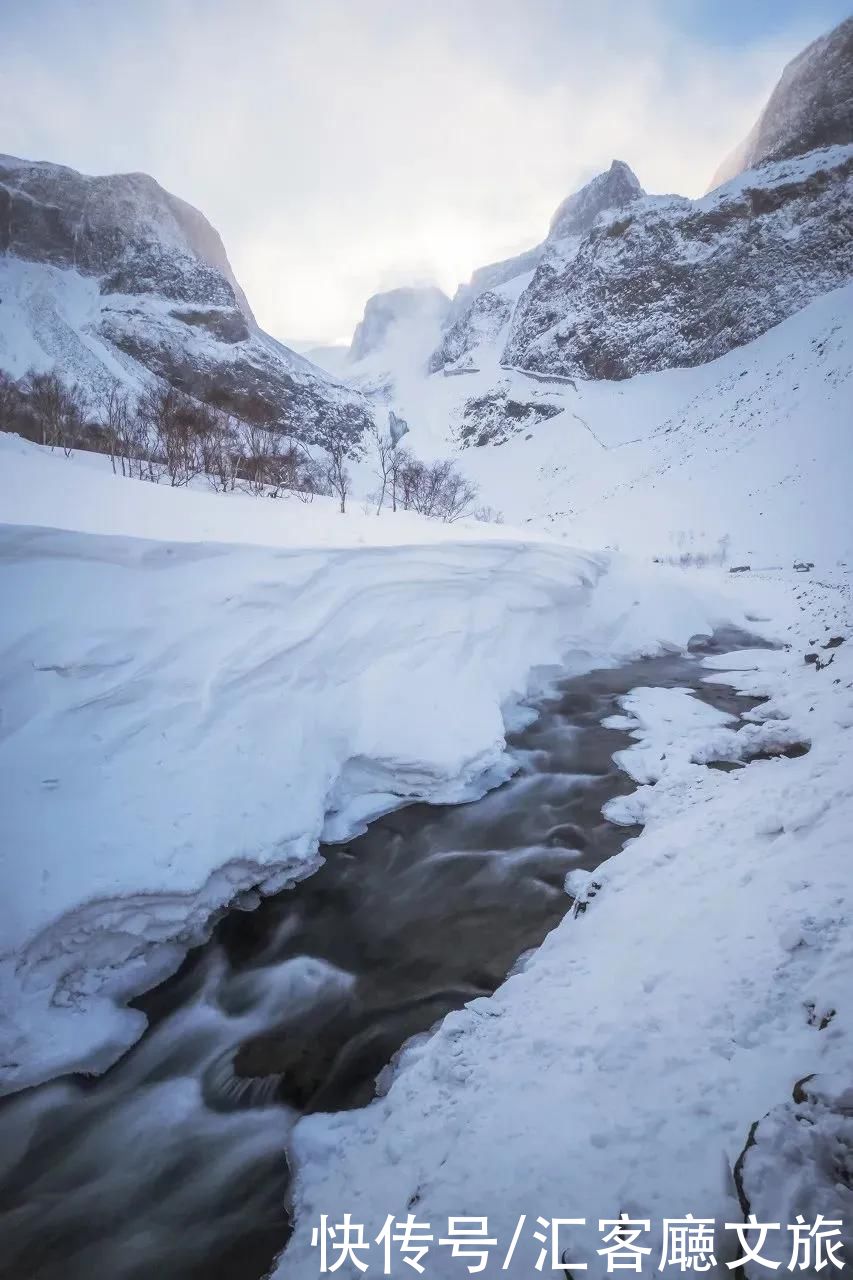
0, 156, 255, 319
504, 145, 853, 379
0, 156, 372, 441
349, 286, 450, 362
710, 16, 853, 188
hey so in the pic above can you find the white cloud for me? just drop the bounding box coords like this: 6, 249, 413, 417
0, 0, 829, 342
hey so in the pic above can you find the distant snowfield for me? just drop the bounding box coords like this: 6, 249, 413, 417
379, 284, 853, 569
0, 437, 747, 1093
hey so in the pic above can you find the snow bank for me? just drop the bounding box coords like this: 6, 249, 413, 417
0, 439, 747, 1093
281, 570, 853, 1276
0, 523, 594, 1092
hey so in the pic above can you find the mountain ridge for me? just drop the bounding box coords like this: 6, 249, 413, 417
0, 155, 373, 443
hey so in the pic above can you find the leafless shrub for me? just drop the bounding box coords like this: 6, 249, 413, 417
473, 505, 504, 524
395, 453, 480, 522
198, 405, 240, 493
98, 385, 139, 476
324, 434, 351, 513
24, 370, 86, 455
138, 384, 211, 486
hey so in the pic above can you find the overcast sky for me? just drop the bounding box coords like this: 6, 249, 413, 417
1, 0, 850, 344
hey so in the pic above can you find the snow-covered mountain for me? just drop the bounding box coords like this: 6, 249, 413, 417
546, 157, 644, 241
430, 110, 851, 386
0, 156, 373, 441
465, 282, 853, 566
710, 15, 853, 187
325, 15, 853, 551
348, 285, 450, 363
431, 160, 646, 375
503, 143, 852, 379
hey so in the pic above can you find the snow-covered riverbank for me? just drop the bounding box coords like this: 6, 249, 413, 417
281, 569, 853, 1277
0, 436, 746, 1094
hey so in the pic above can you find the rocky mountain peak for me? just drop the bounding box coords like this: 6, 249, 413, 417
547, 159, 644, 241
0, 154, 374, 444
709, 15, 853, 189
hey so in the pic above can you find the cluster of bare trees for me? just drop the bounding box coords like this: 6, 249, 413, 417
0, 370, 328, 501
0, 370, 87, 457
101, 383, 324, 496
0, 369, 486, 523
367, 423, 480, 522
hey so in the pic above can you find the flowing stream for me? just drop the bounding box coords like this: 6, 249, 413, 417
0, 629, 768, 1280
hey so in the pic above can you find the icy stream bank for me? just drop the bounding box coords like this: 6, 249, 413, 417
0, 632, 767, 1280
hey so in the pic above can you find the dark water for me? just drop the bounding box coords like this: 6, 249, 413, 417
0, 629, 767, 1280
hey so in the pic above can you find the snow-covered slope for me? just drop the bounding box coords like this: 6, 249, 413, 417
0, 156, 372, 441
710, 15, 853, 188
467, 283, 853, 565
359, 283, 853, 568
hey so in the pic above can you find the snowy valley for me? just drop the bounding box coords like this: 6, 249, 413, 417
1, 11, 852, 1280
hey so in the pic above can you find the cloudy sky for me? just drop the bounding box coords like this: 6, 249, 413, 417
1, 0, 850, 344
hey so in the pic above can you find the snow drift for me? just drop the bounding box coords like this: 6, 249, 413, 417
0, 436, 750, 1094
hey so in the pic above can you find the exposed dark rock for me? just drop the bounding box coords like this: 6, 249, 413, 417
504, 150, 853, 380
0, 155, 253, 314
453, 381, 562, 447
0, 154, 373, 442
169, 308, 250, 344
710, 16, 853, 188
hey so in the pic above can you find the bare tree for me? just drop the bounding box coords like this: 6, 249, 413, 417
237, 417, 275, 495
24, 371, 85, 453
313, 418, 365, 515
199, 405, 240, 493
324, 434, 351, 513
98, 385, 134, 475
387, 442, 410, 512
395, 448, 420, 512
430, 460, 479, 522
369, 423, 395, 514
138, 385, 208, 486
25, 370, 64, 448
394, 453, 479, 522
